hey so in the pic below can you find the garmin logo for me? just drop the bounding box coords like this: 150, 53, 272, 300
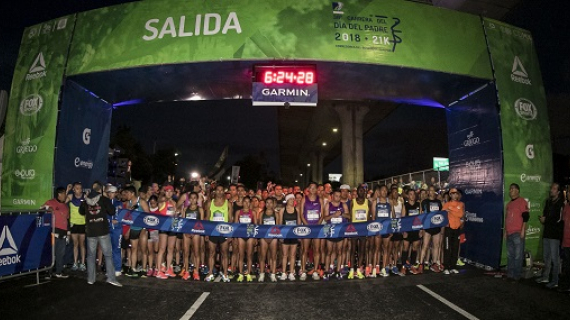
74, 157, 94, 169
465, 211, 484, 223
520, 173, 541, 183
514, 98, 537, 120
463, 131, 480, 147
216, 224, 233, 235
20, 94, 43, 116
16, 138, 38, 154
83, 128, 91, 145
14, 169, 36, 180
293, 226, 311, 237
143, 216, 160, 227
26, 52, 47, 81
12, 198, 36, 206
464, 188, 483, 195
366, 222, 382, 233
261, 88, 309, 97
143, 12, 242, 41
511, 56, 531, 85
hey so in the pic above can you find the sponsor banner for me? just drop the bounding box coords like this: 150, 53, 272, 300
447, 84, 504, 268
0, 213, 53, 277
117, 209, 448, 238
484, 18, 553, 264
66, 0, 491, 79
54, 81, 112, 188
1, 15, 76, 210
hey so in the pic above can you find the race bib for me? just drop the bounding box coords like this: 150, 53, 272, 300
285, 220, 296, 226
307, 210, 319, 220
239, 217, 252, 224
430, 203, 440, 212
408, 209, 420, 216
186, 212, 197, 220
212, 212, 224, 222
263, 218, 276, 225
331, 217, 343, 224
356, 210, 367, 221
377, 209, 389, 218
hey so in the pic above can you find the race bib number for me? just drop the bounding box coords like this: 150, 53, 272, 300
285, 220, 296, 226
430, 203, 440, 212
377, 209, 389, 218
307, 210, 320, 220
212, 212, 224, 222
331, 217, 343, 224
239, 217, 251, 224
408, 209, 420, 216
186, 212, 197, 220
264, 218, 276, 225
356, 210, 367, 221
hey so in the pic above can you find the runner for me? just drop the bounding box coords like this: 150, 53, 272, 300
67, 182, 86, 272
371, 185, 392, 277
177, 191, 204, 280
137, 185, 152, 277
204, 184, 233, 282
442, 188, 465, 275
323, 190, 350, 280
123, 186, 149, 277
258, 197, 279, 282
234, 196, 256, 282
155, 187, 178, 279
403, 189, 421, 275
146, 195, 160, 277
348, 184, 370, 279
278, 194, 300, 281
339, 184, 351, 275
418, 186, 444, 273
230, 184, 247, 275
300, 182, 324, 281
389, 185, 406, 275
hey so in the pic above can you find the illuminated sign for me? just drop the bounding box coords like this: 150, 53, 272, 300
252, 65, 318, 107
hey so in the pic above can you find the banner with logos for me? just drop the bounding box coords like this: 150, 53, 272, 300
117, 209, 448, 238
54, 81, 113, 188
1, 16, 76, 210
483, 19, 553, 264
0, 213, 53, 277
447, 84, 504, 269
66, 0, 491, 80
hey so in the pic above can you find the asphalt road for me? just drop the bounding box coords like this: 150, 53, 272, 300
1, 266, 569, 320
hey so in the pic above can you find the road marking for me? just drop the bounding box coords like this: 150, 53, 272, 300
417, 284, 480, 320
214, 275, 221, 282
179, 292, 210, 320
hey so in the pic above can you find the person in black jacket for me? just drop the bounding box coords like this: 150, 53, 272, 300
536, 183, 564, 289
79, 181, 122, 287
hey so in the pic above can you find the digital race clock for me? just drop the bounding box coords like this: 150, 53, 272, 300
252, 65, 318, 107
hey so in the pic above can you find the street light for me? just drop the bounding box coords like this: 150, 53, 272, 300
191, 172, 199, 179
174, 152, 179, 156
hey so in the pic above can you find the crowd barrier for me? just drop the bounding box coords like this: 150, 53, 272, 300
0, 211, 54, 285
118, 209, 449, 239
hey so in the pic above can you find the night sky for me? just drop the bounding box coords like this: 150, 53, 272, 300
1, 0, 569, 184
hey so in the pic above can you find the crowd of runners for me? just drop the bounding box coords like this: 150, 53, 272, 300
43, 179, 467, 283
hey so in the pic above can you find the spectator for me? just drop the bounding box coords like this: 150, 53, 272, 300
536, 183, 564, 289
504, 183, 529, 282
41, 187, 70, 278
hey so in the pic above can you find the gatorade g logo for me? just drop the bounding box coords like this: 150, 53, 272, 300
366, 222, 382, 233
83, 128, 91, 145
514, 98, 537, 120
293, 226, 311, 237
20, 94, 43, 116
14, 169, 35, 180
525, 144, 535, 159
430, 214, 444, 226
216, 224, 233, 235
143, 216, 160, 227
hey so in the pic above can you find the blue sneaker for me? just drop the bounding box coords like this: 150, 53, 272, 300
202, 266, 209, 275
391, 266, 399, 274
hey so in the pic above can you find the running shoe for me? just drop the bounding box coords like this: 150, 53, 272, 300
288, 273, 296, 281
410, 264, 419, 275
193, 270, 200, 281
173, 264, 182, 274
318, 268, 324, 279
374, 265, 380, 277
182, 271, 191, 280
341, 266, 349, 276
146, 268, 154, 277
246, 274, 253, 282
457, 259, 465, 267
152, 268, 158, 277
201, 265, 209, 275
380, 267, 389, 277
107, 280, 123, 287
365, 265, 371, 277
140, 269, 148, 278
165, 266, 176, 278
312, 271, 320, 280
442, 269, 450, 275
236, 274, 244, 282
535, 277, 549, 284
400, 265, 407, 275
300, 272, 307, 281
115, 271, 122, 277
54, 273, 69, 279
126, 268, 135, 277
221, 274, 230, 283
348, 269, 354, 279
356, 269, 365, 279
546, 282, 558, 289
178, 268, 186, 277
204, 274, 215, 282
258, 273, 265, 282
71, 263, 78, 271
322, 273, 330, 281
156, 271, 168, 279
450, 269, 459, 274
79, 263, 86, 272
391, 266, 399, 275
430, 263, 440, 273
307, 269, 314, 276
335, 272, 342, 280
270, 273, 277, 282
278, 273, 287, 281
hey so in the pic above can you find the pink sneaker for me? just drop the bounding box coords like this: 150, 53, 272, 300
156, 271, 168, 280
152, 268, 158, 277
146, 268, 154, 277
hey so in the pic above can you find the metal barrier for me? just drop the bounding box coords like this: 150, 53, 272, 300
0, 210, 54, 286
365, 166, 450, 191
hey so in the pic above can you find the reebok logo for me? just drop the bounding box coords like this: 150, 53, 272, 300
511, 56, 531, 85
0, 226, 21, 266
26, 53, 47, 81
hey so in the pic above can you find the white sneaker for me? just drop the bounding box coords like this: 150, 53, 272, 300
300, 272, 307, 281
443, 269, 450, 275
204, 274, 215, 282
288, 273, 296, 281
312, 272, 320, 280
115, 271, 122, 277
221, 274, 230, 282
450, 269, 459, 274
278, 273, 287, 281
258, 272, 265, 282
269, 273, 277, 282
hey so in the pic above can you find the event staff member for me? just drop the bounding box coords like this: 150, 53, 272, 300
442, 188, 464, 275
504, 183, 529, 282
41, 187, 70, 278
105, 185, 124, 277
204, 184, 233, 282
79, 185, 122, 287
536, 183, 564, 289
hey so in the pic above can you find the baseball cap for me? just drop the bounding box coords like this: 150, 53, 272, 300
106, 185, 117, 193
285, 194, 295, 202
339, 184, 351, 190
163, 185, 174, 192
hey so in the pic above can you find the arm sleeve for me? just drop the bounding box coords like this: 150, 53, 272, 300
522, 211, 530, 222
